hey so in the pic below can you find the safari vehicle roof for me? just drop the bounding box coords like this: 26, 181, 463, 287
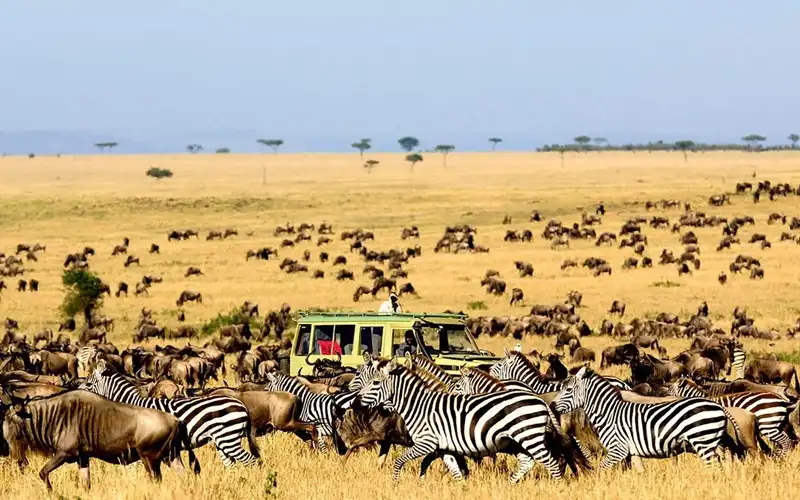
296, 311, 467, 325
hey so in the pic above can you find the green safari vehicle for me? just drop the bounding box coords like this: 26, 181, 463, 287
289, 311, 500, 376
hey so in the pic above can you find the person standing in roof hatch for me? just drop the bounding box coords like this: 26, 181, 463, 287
378, 292, 403, 313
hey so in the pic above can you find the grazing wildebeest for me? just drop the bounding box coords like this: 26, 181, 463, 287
185, 266, 203, 277
608, 300, 626, 316
509, 288, 524, 306
176, 290, 203, 306
2, 391, 198, 491
149, 243, 160, 254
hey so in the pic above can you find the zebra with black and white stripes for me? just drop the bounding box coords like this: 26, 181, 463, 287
669, 377, 795, 456
264, 371, 353, 453
356, 360, 573, 482
554, 367, 730, 468
490, 350, 632, 392
731, 342, 746, 379
79, 360, 259, 467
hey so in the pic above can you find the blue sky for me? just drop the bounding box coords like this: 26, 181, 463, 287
1, 0, 798, 152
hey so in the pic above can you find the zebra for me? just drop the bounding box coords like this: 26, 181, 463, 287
263, 371, 353, 453
554, 367, 730, 468
452, 366, 534, 395
77, 345, 97, 373
731, 343, 746, 379
669, 377, 795, 456
490, 350, 633, 392
408, 354, 458, 391
79, 360, 259, 467
356, 360, 577, 483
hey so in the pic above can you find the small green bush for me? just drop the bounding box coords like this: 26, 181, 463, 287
467, 300, 488, 311
199, 308, 260, 336
146, 167, 174, 179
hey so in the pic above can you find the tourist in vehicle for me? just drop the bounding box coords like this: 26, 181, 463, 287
378, 292, 402, 313
396, 329, 418, 356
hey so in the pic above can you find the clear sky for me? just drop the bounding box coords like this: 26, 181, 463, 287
1, 0, 798, 152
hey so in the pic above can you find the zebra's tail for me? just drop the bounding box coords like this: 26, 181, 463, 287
721, 406, 742, 449
544, 402, 592, 475
178, 422, 201, 475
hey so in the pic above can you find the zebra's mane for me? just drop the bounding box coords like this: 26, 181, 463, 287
677, 377, 705, 394
396, 363, 449, 392
411, 355, 451, 381
510, 351, 542, 375
464, 368, 505, 391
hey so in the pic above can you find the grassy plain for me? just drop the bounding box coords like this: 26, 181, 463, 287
1, 151, 800, 499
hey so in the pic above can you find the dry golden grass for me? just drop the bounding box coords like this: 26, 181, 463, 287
2, 151, 800, 499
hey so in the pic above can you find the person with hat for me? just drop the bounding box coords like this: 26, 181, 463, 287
378, 292, 403, 313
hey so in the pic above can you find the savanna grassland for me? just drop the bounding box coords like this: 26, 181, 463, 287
2, 151, 800, 500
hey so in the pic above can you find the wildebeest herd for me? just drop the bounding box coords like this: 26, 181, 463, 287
3, 177, 800, 491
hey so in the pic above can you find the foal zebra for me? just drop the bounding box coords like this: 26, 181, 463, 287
264, 371, 353, 453
669, 377, 794, 456
357, 360, 573, 482
79, 361, 259, 467
554, 367, 730, 468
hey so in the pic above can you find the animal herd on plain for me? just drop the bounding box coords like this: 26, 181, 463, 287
3, 177, 800, 491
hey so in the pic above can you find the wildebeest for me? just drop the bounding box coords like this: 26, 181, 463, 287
745, 358, 800, 389
509, 288, 524, 306
176, 290, 203, 306
185, 266, 203, 277
600, 343, 639, 368
608, 300, 626, 316
2, 391, 198, 491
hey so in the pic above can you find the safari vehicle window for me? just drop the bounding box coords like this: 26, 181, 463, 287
419, 324, 478, 355
359, 326, 384, 355
334, 324, 356, 355
392, 328, 422, 357
295, 324, 312, 355
311, 325, 336, 354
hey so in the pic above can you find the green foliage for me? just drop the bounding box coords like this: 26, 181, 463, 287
364, 159, 379, 173
488, 137, 502, 152
199, 308, 261, 336
742, 134, 767, 150
94, 142, 118, 153
574, 135, 592, 146
774, 350, 800, 365
351, 139, 372, 158
789, 134, 800, 148
257, 139, 284, 153
405, 153, 423, 170
398, 136, 420, 152
186, 144, 204, 154
467, 300, 488, 311
60, 268, 104, 321
674, 140, 695, 161
592, 137, 608, 145
215, 147, 231, 154
146, 167, 174, 179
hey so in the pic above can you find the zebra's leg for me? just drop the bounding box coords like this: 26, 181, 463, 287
517, 433, 563, 481
694, 444, 721, 467
441, 454, 464, 481
574, 437, 593, 462
510, 453, 535, 483
762, 428, 792, 457
214, 435, 258, 466
392, 439, 437, 481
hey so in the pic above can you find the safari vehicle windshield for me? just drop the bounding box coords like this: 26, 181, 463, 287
416, 322, 479, 356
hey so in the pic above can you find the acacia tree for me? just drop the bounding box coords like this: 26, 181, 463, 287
405, 153, 423, 171
61, 268, 104, 327
215, 147, 231, 154
186, 144, 203, 154
574, 136, 591, 151
434, 144, 455, 167
398, 136, 420, 152
674, 140, 695, 162
742, 134, 766, 151
489, 137, 503, 152
94, 142, 118, 153
257, 138, 284, 154
789, 134, 799, 149
592, 137, 608, 150
364, 159, 379, 173
351, 139, 372, 161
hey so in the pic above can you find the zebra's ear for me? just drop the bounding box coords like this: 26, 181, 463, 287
363, 351, 372, 363
574, 366, 587, 379
95, 359, 106, 373
504, 348, 510, 357
459, 366, 469, 376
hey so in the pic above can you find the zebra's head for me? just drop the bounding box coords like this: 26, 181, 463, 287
451, 367, 472, 395
554, 366, 589, 413
263, 371, 286, 392
489, 349, 539, 380
78, 359, 111, 395
348, 352, 382, 392
357, 360, 396, 410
